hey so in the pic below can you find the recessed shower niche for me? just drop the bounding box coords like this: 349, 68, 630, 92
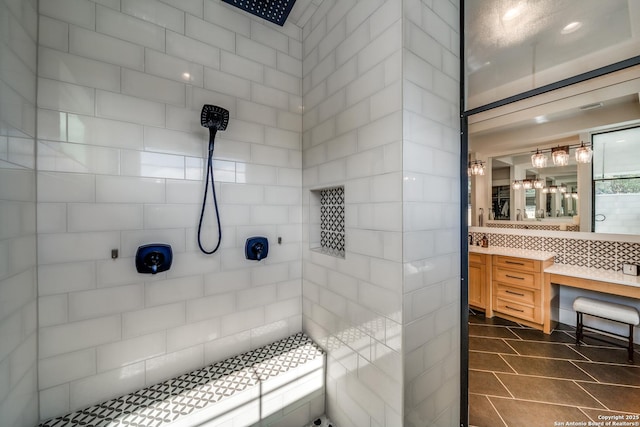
310, 186, 345, 258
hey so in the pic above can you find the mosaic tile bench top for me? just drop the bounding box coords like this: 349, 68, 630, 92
40, 333, 324, 427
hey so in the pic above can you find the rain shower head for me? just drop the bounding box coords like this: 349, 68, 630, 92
201, 105, 229, 131
222, 0, 297, 26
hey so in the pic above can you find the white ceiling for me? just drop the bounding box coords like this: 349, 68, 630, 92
465, 0, 640, 108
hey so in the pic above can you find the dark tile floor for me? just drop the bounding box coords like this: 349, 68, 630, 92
469, 312, 640, 427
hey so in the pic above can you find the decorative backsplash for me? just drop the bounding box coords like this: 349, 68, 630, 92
470, 230, 640, 271
486, 222, 579, 232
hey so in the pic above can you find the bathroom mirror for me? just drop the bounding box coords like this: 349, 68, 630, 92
468, 69, 640, 234
488, 154, 578, 220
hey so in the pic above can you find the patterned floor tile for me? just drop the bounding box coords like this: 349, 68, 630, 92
468, 312, 640, 426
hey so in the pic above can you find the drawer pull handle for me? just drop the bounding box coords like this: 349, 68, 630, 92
506, 274, 524, 280
505, 261, 525, 266
505, 290, 525, 297
505, 305, 525, 313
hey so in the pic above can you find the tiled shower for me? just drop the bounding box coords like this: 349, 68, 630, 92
0, 0, 461, 426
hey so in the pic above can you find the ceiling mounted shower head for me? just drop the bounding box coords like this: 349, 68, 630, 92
222, 0, 297, 26
201, 105, 229, 131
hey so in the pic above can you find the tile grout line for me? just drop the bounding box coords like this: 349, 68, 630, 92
492, 371, 516, 400
572, 380, 610, 412
490, 394, 610, 411
501, 338, 522, 356
569, 360, 600, 383
485, 395, 509, 427
497, 353, 518, 374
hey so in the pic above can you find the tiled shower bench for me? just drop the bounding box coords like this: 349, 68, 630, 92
40, 333, 325, 427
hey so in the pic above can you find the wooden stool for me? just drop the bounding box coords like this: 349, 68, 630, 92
574, 297, 640, 362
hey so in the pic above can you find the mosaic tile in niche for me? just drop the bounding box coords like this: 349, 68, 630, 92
319, 187, 345, 257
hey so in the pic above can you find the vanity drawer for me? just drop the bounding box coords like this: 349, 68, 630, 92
494, 283, 536, 305
494, 298, 538, 323
494, 256, 538, 272
493, 267, 537, 289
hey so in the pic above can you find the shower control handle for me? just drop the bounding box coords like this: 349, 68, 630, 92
245, 237, 269, 261
135, 244, 173, 275
144, 252, 164, 274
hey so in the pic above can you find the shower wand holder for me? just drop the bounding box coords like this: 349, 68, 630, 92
245, 237, 268, 261
136, 244, 172, 274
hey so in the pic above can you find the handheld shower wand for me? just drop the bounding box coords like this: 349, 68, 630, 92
198, 105, 229, 254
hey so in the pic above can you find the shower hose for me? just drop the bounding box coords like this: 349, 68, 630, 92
197, 133, 222, 254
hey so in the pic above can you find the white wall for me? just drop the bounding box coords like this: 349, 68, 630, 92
402, 0, 461, 425
36, 0, 303, 419
0, 0, 39, 426
301, 0, 461, 426
301, 1, 405, 426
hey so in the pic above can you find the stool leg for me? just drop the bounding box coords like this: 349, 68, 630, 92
629, 324, 634, 363
576, 312, 582, 346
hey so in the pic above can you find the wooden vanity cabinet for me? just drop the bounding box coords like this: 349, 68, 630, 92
492, 255, 553, 329
469, 252, 490, 313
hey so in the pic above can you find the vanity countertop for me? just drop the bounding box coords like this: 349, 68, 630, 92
545, 264, 640, 288
469, 245, 555, 261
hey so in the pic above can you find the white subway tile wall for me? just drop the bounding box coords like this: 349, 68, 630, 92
0, 0, 39, 426
301, 0, 461, 425
36, 0, 304, 420
301, 1, 405, 426
402, 1, 461, 426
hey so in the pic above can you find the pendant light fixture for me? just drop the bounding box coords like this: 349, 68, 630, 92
533, 179, 544, 189
529, 143, 593, 168
531, 149, 547, 168
575, 142, 593, 163
551, 146, 570, 166
468, 160, 485, 176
